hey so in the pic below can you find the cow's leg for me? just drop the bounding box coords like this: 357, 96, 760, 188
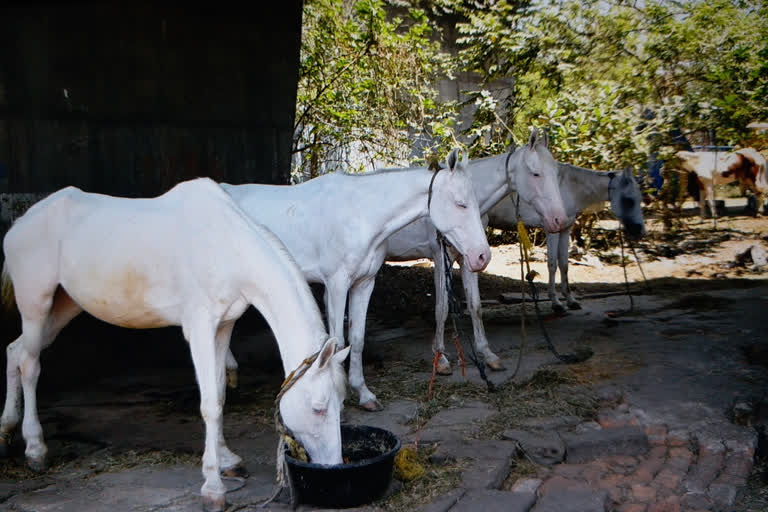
186, 315, 227, 512
347, 275, 381, 411
458, 258, 503, 371
557, 228, 580, 310
546, 233, 565, 313
213, 321, 245, 477
432, 247, 452, 375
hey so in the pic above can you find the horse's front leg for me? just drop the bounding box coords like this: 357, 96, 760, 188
707, 183, 718, 229
324, 276, 349, 351
432, 246, 452, 375
546, 233, 565, 314
458, 258, 504, 371
558, 228, 580, 310
347, 276, 381, 411
214, 321, 245, 478
186, 315, 227, 512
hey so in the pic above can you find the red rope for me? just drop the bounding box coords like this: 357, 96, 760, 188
452, 332, 466, 377
427, 350, 442, 400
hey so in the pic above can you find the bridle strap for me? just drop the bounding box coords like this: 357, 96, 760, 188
427, 167, 440, 213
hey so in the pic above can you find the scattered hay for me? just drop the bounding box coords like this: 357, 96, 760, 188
85, 449, 200, 475
560, 352, 644, 385
394, 445, 425, 482
380, 444, 463, 512
501, 457, 539, 490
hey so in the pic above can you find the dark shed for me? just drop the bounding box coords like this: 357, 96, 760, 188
0, 2, 304, 195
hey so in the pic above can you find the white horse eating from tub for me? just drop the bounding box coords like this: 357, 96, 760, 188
384, 129, 567, 374
0, 178, 349, 512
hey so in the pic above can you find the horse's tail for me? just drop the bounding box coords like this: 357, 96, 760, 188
1, 261, 15, 312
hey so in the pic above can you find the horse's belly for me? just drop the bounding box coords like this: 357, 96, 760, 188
61, 267, 177, 329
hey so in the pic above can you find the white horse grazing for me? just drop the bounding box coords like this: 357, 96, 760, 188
0, 178, 350, 512
384, 129, 567, 375
489, 165, 646, 313
222, 148, 491, 412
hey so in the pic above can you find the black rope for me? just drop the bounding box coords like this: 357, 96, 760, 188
514, 195, 591, 365
438, 234, 495, 392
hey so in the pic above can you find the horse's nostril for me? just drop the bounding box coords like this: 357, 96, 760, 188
479, 253, 485, 262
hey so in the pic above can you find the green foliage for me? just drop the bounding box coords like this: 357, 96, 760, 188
293, 0, 457, 181
296, 0, 768, 180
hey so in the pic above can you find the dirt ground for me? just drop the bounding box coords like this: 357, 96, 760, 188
0, 200, 766, 511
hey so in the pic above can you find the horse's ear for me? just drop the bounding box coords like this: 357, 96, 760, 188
461, 150, 468, 169
315, 337, 337, 370
528, 128, 539, 149
333, 345, 350, 365
446, 147, 460, 172
506, 139, 517, 153
542, 129, 550, 148
623, 166, 633, 177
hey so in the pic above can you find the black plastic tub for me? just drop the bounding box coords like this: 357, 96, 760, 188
285, 424, 401, 508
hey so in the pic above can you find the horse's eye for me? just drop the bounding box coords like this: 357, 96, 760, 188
532, 172, 541, 177
456, 202, 467, 209
312, 407, 327, 416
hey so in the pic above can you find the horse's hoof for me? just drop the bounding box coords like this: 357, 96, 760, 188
26, 455, 48, 473
568, 302, 582, 310
201, 493, 226, 512
486, 359, 506, 372
552, 304, 566, 314
359, 400, 384, 412
0, 435, 11, 458
221, 463, 249, 479
226, 368, 238, 389
435, 361, 453, 376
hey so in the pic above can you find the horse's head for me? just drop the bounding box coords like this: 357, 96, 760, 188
429, 148, 491, 272
609, 167, 646, 240
279, 337, 350, 465
508, 128, 566, 233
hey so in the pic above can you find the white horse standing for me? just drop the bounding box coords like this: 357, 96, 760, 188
222, 149, 490, 412
384, 129, 567, 374
0, 178, 349, 512
489, 165, 646, 312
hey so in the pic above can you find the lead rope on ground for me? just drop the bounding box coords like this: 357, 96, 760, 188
260, 351, 320, 509
515, 197, 592, 365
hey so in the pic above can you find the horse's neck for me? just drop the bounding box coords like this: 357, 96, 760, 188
560, 164, 613, 212
468, 154, 510, 214
342, 170, 434, 247
240, 226, 326, 374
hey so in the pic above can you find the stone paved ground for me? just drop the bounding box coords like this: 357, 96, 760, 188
0, 281, 766, 512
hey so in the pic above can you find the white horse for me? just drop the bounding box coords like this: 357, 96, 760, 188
384, 129, 568, 375
0, 178, 350, 512
222, 148, 493, 412
489, 165, 646, 313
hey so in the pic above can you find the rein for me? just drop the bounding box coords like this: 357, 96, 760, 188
427, 164, 495, 394
261, 349, 322, 508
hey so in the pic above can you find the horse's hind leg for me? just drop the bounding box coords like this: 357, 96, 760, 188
1, 286, 81, 470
